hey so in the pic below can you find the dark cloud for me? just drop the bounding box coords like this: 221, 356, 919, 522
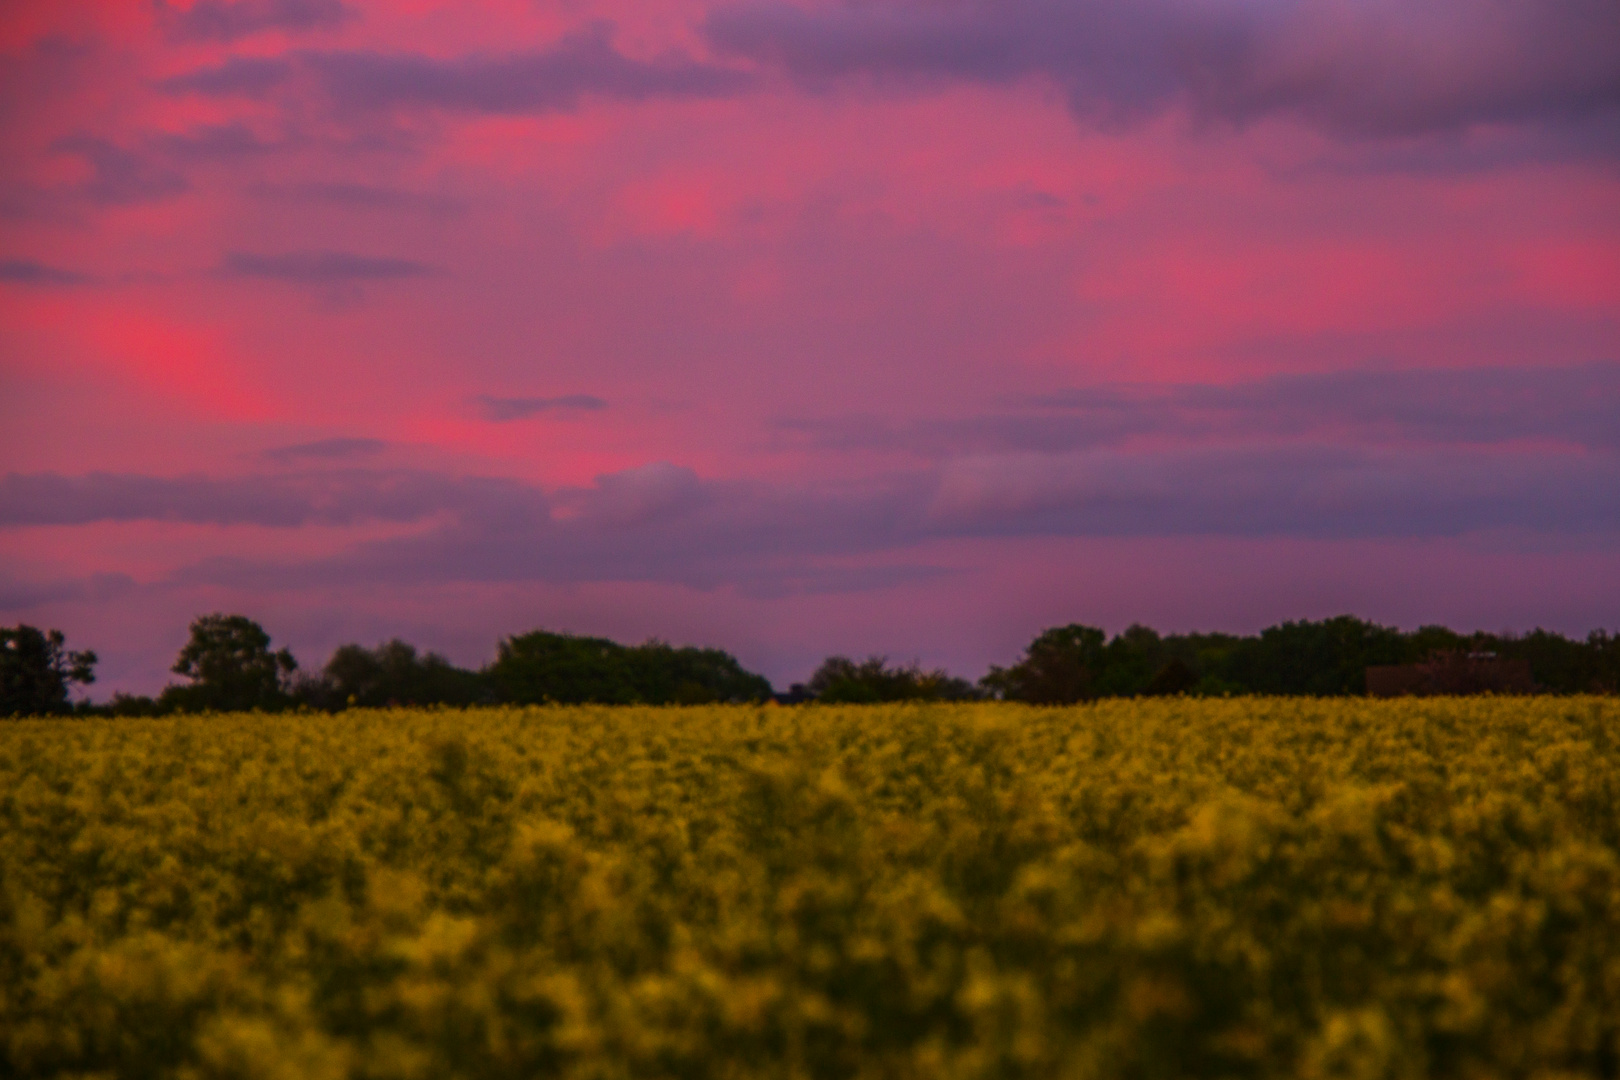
221, 249, 436, 282
38, 125, 287, 211
473, 394, 608, 421
151, 122, 284, 161
1170, 362, 1620, 450
159, 23, 752, 116
171, 466, 930, 595
782, 362, 1620, 456
928, 446, 1620, 540
0, 470, 542, 528
260, 437, 386, 463
158, 56, 293, 96
572, 462, 705, 526
160, 0, 355, 42
301, 24, 752, 114
775, 411, 1155, 457
136, 447, 1620, 598
0, 258, 90, 285
0, 572, 136, 611
176, 442, 1620, 597
13, 433, 1616, 603
50, 135, 188, 205
704, 0, 1620, 139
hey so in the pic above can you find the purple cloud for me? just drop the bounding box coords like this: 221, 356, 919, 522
167, 467, 929, 595
0, 258, 90, 285
928, 446, 1620, 540
300, 25, 752, 114
160, 23, 754, 117
705, 0, 1620, 138
780, 362, 1620, 455
0, 470, 545, 528
260, 437, 386, 463
10, 354, 1616, 601
25, 125, 285, 215
151, 122, 284, 161
158, 57, 293, 97
16, 436, 1595, 602
221, 249, 436, 282
473, 394, 608, 421
50, 135, 188, 205
577, 462, 705, 526
1167, 362, 1620, 449
160, 0, 355, 42
248, 180, 464, 216
0, 572, 136, 611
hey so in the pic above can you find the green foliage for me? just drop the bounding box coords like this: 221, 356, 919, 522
983, 623, 1211, 702
489, 629, 772, 705
103, 691, 166, 717
311, 639, 488, 709
1513, 628, 1620, 692
981, 623, 1107, 703
0, 624, 96, 717
1224, 615, 1409, 695
807, 655, 982, 702
162, 613, 297, 713
1, 699, 1616, 1078
985, 616, 1620, 700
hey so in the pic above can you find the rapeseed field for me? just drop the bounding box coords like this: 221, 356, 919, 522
2, 698, 1617, 1079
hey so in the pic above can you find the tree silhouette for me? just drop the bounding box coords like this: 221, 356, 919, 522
1, 625, 96, 716
806, 655, 979, 703
312, 639, 486, 708
981, 624, 1107, 704
164, 614, 296, 712
489, 630, 772, 705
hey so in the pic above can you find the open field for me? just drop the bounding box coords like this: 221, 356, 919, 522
3, 699, 1618, 1079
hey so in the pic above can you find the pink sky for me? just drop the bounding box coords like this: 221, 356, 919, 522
2, 0, 1617, 694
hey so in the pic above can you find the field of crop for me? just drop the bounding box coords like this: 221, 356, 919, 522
2, 699, 1617, 1079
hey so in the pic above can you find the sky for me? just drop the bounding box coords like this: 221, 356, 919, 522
1, 0, 1617, 696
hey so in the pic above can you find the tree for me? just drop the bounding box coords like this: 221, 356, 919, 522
981, 624, 1107, 704
1144, 656, 1199, 696
1094, 624, 1168, 696
1586, 630, 1620, 693
163, 614, 296, 712
806, 656, 979, 703
622, 640, 774, 704
309, 639, 486, 709
488, 631, 640, 704
488, 630, 773, 705
1, 625, 96, 716
1222, 615, 1406, 695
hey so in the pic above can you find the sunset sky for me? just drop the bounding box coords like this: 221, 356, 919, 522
2, 0, 1617, 695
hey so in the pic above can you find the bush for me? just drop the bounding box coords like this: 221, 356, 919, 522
807, 655, 980, 703
488, 630, 772, 705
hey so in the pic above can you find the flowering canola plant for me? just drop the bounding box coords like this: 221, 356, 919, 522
2, 698, 1617, 1078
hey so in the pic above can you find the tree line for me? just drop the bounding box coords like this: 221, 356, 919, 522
3, 613, 1618, 717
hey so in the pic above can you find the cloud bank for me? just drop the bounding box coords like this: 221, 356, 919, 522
221, 250, 436, 282
7, 443, 1616, 602
0, 259, 90, 285
781, 362, 1620, 456
160, 23, 754, 115
705, 0, 1620, 137
159, 0, 356, 42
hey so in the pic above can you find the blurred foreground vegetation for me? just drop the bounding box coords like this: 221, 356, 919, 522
3, 698, 1617, 1078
